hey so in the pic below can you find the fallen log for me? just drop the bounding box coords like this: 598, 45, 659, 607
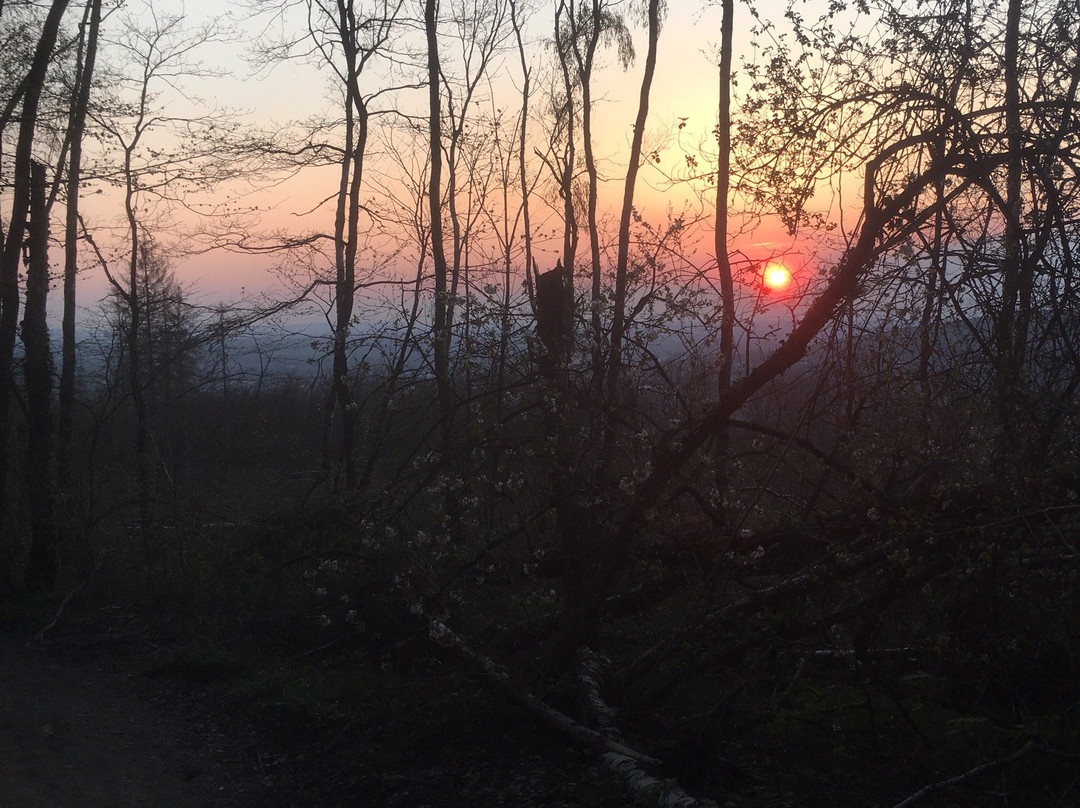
428, 619, 717, 807
427, 619, 657, 765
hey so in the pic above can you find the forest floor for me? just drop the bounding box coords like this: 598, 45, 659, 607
0, 615, 621, 808
0, 632, 267, 808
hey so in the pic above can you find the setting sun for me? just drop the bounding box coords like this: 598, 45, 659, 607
761, 261, 793, 292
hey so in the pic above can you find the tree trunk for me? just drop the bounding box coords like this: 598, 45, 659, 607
23, 161, 57, 591
126, 229, 151, 560
606, 0, 661, 400
715, 0, 735, 394
711, 0, 735, 533
554, 0, 578, 312
427, 0, 455, 454
574, 1, 604, 389
59, 0, 103, 491
994, 0, 1026, 472
0, 0, 70, 548
328, 0, 367, 490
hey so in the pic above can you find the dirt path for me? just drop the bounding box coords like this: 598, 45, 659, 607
0, 627, 620, 808
0, 635, 269, 808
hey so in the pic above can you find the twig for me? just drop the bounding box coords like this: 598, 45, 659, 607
892, 741, 1036, 808
33, 582, 86, 645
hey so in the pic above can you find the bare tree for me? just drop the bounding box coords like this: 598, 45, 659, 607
426, 0, 453, 454
22, 160, 55, 589
554, 0, 632, 384
0, 0, 70, 555
605, 0, 661, 400
612, 0, 1080, 557
86, 5, 242, 538
57, 0, 103, 491
246, 0, 404, 490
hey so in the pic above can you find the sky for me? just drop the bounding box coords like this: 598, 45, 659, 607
70, 0, 807, 319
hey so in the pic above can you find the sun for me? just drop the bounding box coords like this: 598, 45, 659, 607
761, 261, 793, 292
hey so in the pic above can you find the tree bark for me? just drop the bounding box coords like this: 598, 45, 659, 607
328, 0, 368, 490
554, 0, 578, 305
573, 2, 604, 388
58, 0, 103, 491
994, 0, 1026, 472
711, 0, 735, 533
23, 160, 57, 591
606, 0, 661, 400
0, 0, 70, 545
427, 0, 454, 451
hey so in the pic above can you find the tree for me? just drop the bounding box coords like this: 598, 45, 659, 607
246, 0, 404, 491
602, 0, 1080, 579
426, 0, 454, 459
22, 160, 56, 590
57, 0, 103, 491
0, 0, 71, 565
553, 0, 633, 383
530, 0, 666, 664
86, 4, 243, 537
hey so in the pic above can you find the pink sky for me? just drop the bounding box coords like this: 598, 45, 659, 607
67, 0, 822, 317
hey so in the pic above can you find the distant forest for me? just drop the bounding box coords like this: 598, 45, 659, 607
2, 0, 1080, 804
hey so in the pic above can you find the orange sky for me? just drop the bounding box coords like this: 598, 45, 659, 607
71, 0, 815, 314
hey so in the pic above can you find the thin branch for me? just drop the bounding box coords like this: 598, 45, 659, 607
892, 741, 1036, 808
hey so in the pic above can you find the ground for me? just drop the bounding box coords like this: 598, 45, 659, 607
0, 622, 623, 808
0, 634, 273, 808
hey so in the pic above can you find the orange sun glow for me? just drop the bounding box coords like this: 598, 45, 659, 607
761, 261, 793, 292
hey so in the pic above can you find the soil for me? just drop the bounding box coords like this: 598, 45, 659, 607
0, 633, 273, 808
0, 625, 617, 808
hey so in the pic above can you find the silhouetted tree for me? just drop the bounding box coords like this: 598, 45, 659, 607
22, 160, 56, 590
0, 0, 71, 572
57, 0, 103, 491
